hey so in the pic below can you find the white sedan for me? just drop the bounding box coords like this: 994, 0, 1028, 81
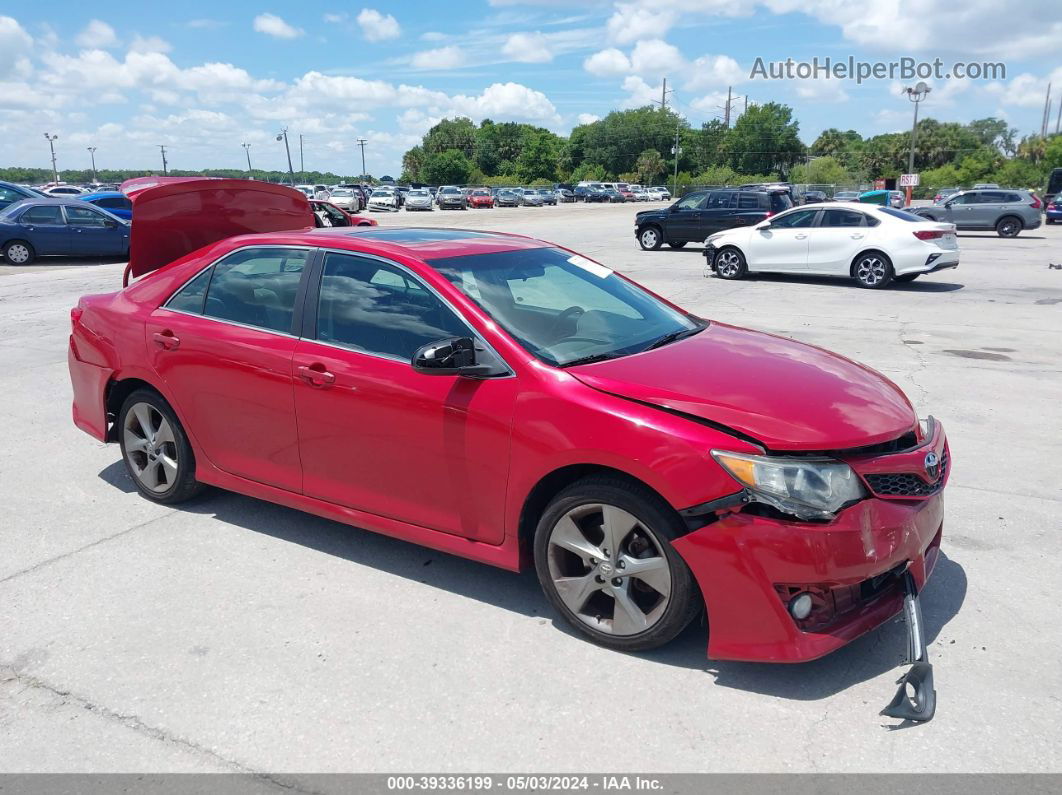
703, 203, 959, 289
367, 187, 399, 211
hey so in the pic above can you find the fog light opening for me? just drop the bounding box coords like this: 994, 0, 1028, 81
789, 592, 813, 621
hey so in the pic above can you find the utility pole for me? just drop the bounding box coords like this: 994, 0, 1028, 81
1056, 97, 1061, 135
903, 82, 931, 205
1042, 84, 1052, 138
356, 137, 368, 181
276, 128, 296, 185
744, 95, 748, 114
242, 142, 253, 174
87, 146, 97, 183
43, 133, 59, 185
671, 125, 682, 197
158, 144, 168, 175
724, 86, 732, 128
299, 133, 304, 180
660, 78, 667, 112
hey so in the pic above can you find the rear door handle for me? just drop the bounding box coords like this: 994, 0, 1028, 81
794, 233, 808, 239
297, 364, 335, 387
152, 331, 180, 350
850, 233, 865, 239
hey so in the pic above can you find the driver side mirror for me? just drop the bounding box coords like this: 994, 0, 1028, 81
412, 337, 505, 378
755, 220, 772, 230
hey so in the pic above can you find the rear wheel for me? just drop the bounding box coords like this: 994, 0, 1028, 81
996, 216, 1022, 237
638, 226, 663, 251
853, 251, 894, 288
2, 240, 35, 265
534, 476, 701, 652
118, 389, 203, 504
714, 247, 747, 280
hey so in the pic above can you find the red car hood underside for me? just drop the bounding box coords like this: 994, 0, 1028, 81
568, 322, 916, 451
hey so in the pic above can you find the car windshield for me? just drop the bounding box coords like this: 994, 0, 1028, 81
331, 189, 353, 196
429, 247, 703, 367
409, 189, 430, 197
372, 188, 394, 194
441, 187, 460, 195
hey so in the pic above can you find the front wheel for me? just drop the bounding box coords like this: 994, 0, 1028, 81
2, 240, 35, 265
714, 247, 747, 280
638, 226, 662, 250
852, 251, 894, 288
118, 389, 203, 504
534, 476, 701, 652
996, 216, 1022, 237
667, 241, 687, 249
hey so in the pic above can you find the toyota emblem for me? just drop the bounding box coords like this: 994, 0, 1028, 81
924, 451, 940, 480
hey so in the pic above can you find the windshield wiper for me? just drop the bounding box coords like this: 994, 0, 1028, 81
560, 352, 628, 368
642, 325, 705, 352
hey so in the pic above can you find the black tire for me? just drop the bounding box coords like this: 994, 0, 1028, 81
533, 475, 701, 652
713, 246, 747, 280
852, 251, 894, 289
637, 226, 663, 250
894, 273, 920, 282
118, 389, 203, 504
996, 216, 1022, 237
2, 240, 35, 265
667, 241, 687, 249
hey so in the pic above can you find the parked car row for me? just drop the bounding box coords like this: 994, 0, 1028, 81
367, 183, 672, 211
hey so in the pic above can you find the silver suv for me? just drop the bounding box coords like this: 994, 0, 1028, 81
912, 189, 1042, 237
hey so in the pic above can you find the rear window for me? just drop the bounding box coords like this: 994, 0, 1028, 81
769, 193, 793, 213
737, 193, 763, 209
879, 208, 927, 222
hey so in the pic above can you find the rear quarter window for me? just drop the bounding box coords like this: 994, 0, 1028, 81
769, 193, 793, 213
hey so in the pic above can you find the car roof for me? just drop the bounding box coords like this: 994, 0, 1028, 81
80, 191, 127, 200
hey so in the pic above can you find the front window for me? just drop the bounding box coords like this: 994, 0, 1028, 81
65, 205, 110, 226
430, 247, 703, 367
674, 192, 707, 210
770, 208, 818, 228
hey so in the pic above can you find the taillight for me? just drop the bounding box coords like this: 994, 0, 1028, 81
765, 211, 774, 218
1049, 203, 1058, 211
913, 230, 945, 240
1029, 193, 1042, 209
70, 306, 83, 329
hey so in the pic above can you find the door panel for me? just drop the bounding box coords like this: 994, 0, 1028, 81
17, 205, 69, 254
809, 209, 871, 273
742, 208, 818, 271
663, 191, 708, 242
292, 341, 515, 543
147, 309, 303, 491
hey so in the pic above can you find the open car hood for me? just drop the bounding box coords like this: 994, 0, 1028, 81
567, 322, 916, 451
123, 177, 312, 280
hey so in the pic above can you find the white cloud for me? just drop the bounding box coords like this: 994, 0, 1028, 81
684, 55, 744, 91
411, 46, 464, 70
629, 39, 684, 76
620, 75, 663, 108
0, 16, 33, 79
323, 13, 347, 24
451, 82, 560, 124
421, 31, 448, 42
577, 113, 600, 125
75, 19, 118, 49
252, 13, 303, 40
129, 34, 172, 54
502, 32, 553, 63
984, 67, 1062, 108
584, 48, 630, 76
794, 80, 849, 103
606, 3, 675, 44
357, 8, 401, 41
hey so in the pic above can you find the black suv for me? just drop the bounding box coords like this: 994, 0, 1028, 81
635, 188, 793, 250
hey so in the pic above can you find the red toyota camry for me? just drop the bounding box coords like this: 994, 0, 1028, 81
68, 180, 947, 718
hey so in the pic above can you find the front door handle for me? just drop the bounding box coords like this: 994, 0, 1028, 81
297, 364, 335, 387
794, 233, 808, 239
850, 233, 865, 239
152, 331, 180, 350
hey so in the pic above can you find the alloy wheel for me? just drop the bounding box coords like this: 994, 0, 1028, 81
6, 244, 30, 264
640, 229, 658, 249
716, 250, 741, 278
998, 220, 1019, 237
856, 256, 887, 286
123, 402, 179, 493
546, 503, 672, 636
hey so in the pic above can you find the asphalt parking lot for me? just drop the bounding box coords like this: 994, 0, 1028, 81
1, 201, 1060, 774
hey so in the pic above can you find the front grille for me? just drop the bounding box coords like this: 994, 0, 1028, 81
865, 450, 948, 498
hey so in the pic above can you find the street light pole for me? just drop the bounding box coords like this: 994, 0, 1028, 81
276, 129, 296, 185
87, 146, 98, 183
903, 82, 931, 204
43, 133, 59, 185
158, 144, 169, 175
242, 142, 253, 174
357, 137, 368, 181
299, 134, 304, 181
671, 127, 682, 197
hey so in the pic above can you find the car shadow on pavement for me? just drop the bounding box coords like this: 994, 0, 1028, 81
97, 460, 966, 696
702, 552, 967, 700
741, 273, 966, 292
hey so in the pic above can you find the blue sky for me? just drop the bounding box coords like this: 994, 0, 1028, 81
1, 1, 1059, 177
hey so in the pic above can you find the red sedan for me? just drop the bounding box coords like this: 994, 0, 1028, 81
68, 180, 946, 718
468, 189, 495, 208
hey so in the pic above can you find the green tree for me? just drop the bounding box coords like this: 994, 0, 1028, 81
422, 118, 477, 157
1045, 135, 1062, 170
789, 156, 851, 186
422, 149, 474, 185
811, 128, 862, 158
401, 145, 426, 183
967, 117, 1018, 155
569, 162, 606, 182
634, 149, 665, 185
721, 102, 805, 176
694, 119, 729, 171
516, 130, 558, 181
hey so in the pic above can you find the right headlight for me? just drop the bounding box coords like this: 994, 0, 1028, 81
711, 450, 868, 520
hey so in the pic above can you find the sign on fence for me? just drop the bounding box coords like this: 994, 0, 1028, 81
899, 173, 920, 187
